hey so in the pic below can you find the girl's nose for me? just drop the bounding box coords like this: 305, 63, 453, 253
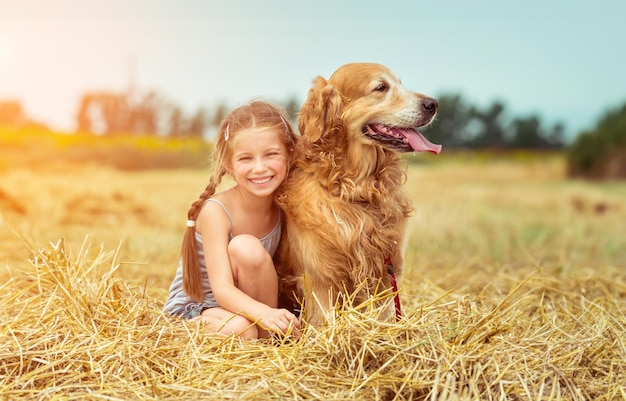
252, 158, 266, 172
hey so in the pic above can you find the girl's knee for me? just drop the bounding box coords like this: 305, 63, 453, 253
228, 234, 272, 268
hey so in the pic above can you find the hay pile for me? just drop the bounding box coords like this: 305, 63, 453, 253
1, 239, 624, 400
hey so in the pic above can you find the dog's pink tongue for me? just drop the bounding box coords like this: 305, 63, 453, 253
406, 129, 442, 154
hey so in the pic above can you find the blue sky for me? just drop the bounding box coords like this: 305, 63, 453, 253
1, 0, 625, 139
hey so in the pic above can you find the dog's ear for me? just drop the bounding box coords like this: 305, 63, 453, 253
298, 76, 343, 143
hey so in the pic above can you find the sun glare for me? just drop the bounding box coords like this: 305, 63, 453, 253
0, 34, 11, 66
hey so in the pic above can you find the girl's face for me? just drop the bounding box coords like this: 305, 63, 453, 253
228, 127, 289, 198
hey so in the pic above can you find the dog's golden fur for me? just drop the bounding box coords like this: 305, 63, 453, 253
276, 63, 440, 325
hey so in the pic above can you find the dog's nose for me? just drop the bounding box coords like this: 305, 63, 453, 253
422, 97, 438, 112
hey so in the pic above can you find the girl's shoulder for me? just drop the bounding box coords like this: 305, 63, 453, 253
196, 195, 235, 234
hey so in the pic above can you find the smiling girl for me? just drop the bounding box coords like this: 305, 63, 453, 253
163, 101, 300, 339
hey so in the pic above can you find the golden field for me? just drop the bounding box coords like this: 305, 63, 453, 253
1, 153, 625, 400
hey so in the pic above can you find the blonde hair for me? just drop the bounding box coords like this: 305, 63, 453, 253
181, 101, 298, 302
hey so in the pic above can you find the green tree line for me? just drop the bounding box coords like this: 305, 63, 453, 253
2, 90, 625, 177
424, 94, 565, 149
0, 89, 620, 151
69, 89, 567, 149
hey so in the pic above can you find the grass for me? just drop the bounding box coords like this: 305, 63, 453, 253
1, 154, 625, 399
0, 126, 213, 171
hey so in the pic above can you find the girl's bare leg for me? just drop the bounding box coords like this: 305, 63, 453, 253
228, 234, 279, 337
195, 307, 258, 339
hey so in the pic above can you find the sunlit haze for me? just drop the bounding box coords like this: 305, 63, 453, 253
1, 0, 625, 139
0, 33, 11, 67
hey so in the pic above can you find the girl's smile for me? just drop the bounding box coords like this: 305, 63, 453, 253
229, 127, 288, 197
249, 176, 274, 185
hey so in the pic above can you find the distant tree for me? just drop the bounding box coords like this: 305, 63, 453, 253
507, 115, 565, 149
130, 91, 165, 135
210, 103, 229, 131
76, 95, 93, 132
77, 90, 168, 135
168, 106, 185, 137
424, 93, 474, 148
547, 123, 565, 147
508, 115, 550, 148
468, 101, 507, 148
0, 100, 25, 127
77, 92, 130, 134
505, 113, 567, 149
187, 108, 208, 138
102, 93, 131, 133
568, 101, 626, 179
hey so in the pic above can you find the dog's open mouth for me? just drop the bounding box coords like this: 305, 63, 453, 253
364, 124, 442, 154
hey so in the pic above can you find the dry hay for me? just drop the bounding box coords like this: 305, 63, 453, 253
0, 187, 26, 215
59, 191, 153, 227
1, 238, 625, 401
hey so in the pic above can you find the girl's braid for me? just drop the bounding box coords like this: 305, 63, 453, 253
182, 166, 226, 301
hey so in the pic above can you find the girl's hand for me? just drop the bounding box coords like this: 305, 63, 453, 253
259, 308, 301, 338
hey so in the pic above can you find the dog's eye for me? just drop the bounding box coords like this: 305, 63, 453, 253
373, 84, 387, 92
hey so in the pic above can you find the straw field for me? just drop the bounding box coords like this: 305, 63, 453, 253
1, 154, 625, 400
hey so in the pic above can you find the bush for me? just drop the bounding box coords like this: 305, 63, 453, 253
567, 102, 626, 179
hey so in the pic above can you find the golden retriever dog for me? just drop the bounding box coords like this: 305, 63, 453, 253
276, 62, 441, 325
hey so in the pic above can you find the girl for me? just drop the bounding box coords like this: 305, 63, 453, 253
163, 101, 300, 339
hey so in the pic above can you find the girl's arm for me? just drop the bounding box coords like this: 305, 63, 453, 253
196, 201, 299, 335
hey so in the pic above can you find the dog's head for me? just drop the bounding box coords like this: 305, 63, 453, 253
298, 62, 441, 155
